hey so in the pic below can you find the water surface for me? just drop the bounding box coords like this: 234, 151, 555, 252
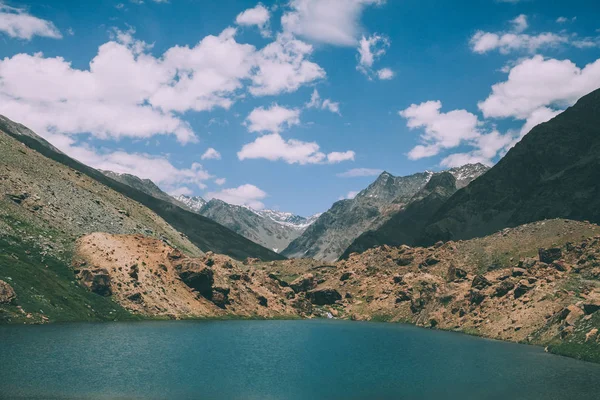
1, 320, 599, 399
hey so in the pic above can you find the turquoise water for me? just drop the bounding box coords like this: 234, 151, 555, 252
1, 320, 599, 399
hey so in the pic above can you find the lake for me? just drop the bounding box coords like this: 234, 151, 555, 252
1, 320, 599, 399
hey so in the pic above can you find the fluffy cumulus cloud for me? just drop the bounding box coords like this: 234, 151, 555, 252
245, 104, 301, 134
206, 184, 267, 209
214, 178, 227, 186
0, 2, 62, 40
479, 56, 600, 120
306, 89, 340, 114
201, 148, 221, 160
400, 100, 481, 160
470, 14, 597, 54
281, 0, 385, 46
250, 34, 325, 96
337, 168, 383, 177
238, 133, 354, 165
236, 3, 271, 37
0, 26, 327, 146
58, 137, 213, 193
356, 34, 392, 79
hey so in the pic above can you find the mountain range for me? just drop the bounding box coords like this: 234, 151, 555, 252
282, 164, 489, 262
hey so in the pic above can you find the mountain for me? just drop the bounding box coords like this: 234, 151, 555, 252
100, 170, 193, 210
0, 115, 284, 262
341, 172, 459, 258
103, 181, 315, 252
195, 200, 311, 252
173, 195, 207, 212
281, 164, 488, 262
418, 88, 600, 246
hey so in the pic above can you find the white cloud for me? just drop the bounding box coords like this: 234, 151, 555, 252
245, 104, 301, 134
0, 26, 326, 147
356, 34, 390, 78
305, 89, 341, 114
281, 0, 385, 46
237, 133, 354, 165
250, 33, 325, 96
51, 134, 212, 193
214, 178, 227, 186
510, 14, 528, 33
206, 184, 267, 210
478, 55, 600, 120
337, 168, 383, 177
556, 16, 576, 24
0, 3, 62, 40
201, 147, 221, 160
377, 68, 394, 80
236, 3, 271, 37
470, 14, 596, 54
400, 100, 481, 160
327, 151, 355, 163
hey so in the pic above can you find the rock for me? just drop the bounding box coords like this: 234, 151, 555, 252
471, 275, 491, 290
292, 298, 313, 315
127, 292, 143, 303
539, 248, 562, 264
392, 274, 403, 284
308, 288, 342, 305
6, 192, 29, 204
410, 297, 426, 313
268, 274, 289, 287
290, 274, 316, 293
340, 272, 353, 282
79, 269, 112, 296
583, 302, 600, 315
211, 287, 230, 309
395, 291, 411, 303
167, 249, 184, 261
176, 261, 214, 298
447, 264, 467, 282
243, 257, 260, 266
551, 261, 567, 272
257, 295, 268, 307
512, 268, 527, 277
565, 305, 584, 326
493, 281, 515, 297
470, 290, 486, 305
585, 328, 599, 342
0, 280, 17, 304
434, 241, 444, 248
514, 283, 533, 299
228, 273, 241, 281
129, 264, 139, 280
423, 257, 440, 266
395, 256, 414, 266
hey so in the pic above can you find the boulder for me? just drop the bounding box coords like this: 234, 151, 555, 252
396, 290, 411, 303
471, 275, 491, 290
395, 256, 414, 266
290, 274, 316, 293
493, 281, 515, 297
308, 288, 342, 305
539, 248, 562, 264
514, 283, 533, 299
211, 287, 230, 309
583, 302, 600, 315
469, 290, 486, 305
0, 280, 16, 304
79, 269, 112, 296
512, 268, 527, 277
339, 272, 353, 282
176, 261, 214, 298
565, 305, 584, 326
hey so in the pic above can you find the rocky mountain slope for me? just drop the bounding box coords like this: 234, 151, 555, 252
0, 115, 283, 262
419, 88, 600, 246
173, 195, 207, 212
341, 171, 460, 259
105, 180, 317, 252
196, 199, 311, 252
282, 164, 488, 262
100, 170, 191, 210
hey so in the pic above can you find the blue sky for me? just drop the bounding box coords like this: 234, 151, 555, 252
1, 0, 599, 216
